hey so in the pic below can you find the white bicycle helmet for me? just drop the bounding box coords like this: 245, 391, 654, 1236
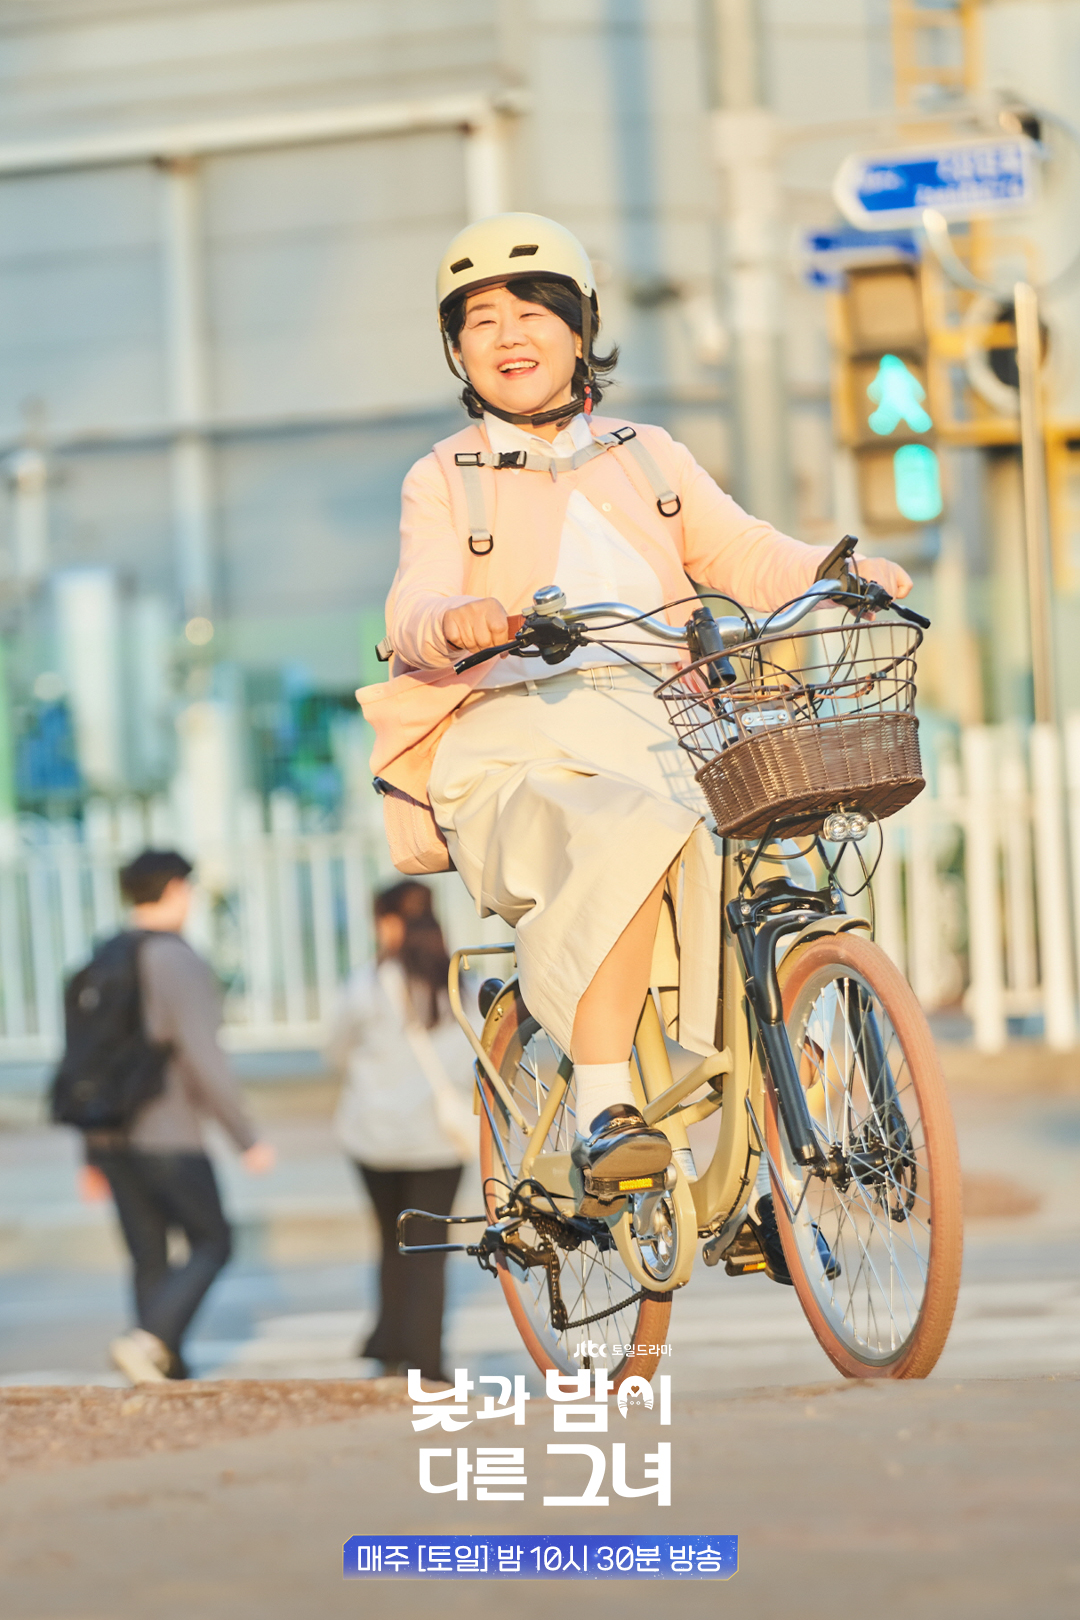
436, 212, 601, 426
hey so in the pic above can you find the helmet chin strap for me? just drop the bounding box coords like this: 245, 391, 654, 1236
440, 288, 596, 432
474, 389, 587, 429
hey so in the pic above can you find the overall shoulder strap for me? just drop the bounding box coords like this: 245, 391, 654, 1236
450, 424, 685, 555
439, 418, 683, 576
603, 426, 682, 517
451, 454, 495, 556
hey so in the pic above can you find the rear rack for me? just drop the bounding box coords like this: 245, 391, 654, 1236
446, 943, 528, 1132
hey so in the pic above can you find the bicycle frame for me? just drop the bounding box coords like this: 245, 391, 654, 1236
443, 843, 870, 1296
425, 578, 909, 1294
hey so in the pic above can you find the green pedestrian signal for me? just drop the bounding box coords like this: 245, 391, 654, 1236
866, 354, 933, 436
828, 261, 944, 529
893, 444, 942, 521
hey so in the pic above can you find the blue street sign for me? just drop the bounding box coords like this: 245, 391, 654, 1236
804, 226, 917, 260
834, 136, 1039, 230
801, 224, 917, 288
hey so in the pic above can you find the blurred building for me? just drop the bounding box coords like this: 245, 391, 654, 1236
0, 0, 1078, 837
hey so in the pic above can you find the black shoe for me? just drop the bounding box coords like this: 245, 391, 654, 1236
744, 1195, 793, 1287
570, 1105, 672, 1218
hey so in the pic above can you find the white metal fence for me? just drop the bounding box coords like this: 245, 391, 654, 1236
0, 795, 503, 1063
3, 719, 1080, 1063
860, 718, 1080, 1053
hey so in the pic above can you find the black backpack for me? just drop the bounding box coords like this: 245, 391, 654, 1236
50, 931, 172, 1132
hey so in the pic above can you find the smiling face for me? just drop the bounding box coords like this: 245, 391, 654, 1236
453, 282, 581, 432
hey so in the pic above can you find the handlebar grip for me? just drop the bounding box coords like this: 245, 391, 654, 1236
894, 603, 931, 630
507, 614, 525, 635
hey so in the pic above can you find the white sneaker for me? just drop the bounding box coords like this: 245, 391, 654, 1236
110, 1329, 171, 1385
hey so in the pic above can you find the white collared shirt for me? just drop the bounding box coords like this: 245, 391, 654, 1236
475, 412, 676, 687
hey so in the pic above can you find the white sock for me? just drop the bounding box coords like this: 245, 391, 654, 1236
573, 1061, 635, 1130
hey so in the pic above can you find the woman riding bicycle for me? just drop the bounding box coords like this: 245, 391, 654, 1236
359, 212, 912, 1214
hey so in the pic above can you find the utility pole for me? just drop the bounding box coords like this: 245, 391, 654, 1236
711, 0, 791, 528
1014, 280, 1055, 725
161, 156, 214, 622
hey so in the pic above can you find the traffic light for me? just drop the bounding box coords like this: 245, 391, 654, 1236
829, 261, 943, 531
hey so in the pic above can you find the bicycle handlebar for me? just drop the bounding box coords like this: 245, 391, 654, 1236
560, 576, 845, 647
451, 570, 928, 674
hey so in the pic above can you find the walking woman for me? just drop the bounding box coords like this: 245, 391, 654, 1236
328, 881, 474, 1383
358, 213, 911, 1218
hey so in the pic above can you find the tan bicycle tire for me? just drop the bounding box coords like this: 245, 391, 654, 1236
479, 988, 672, 1388
766, 933, 963, 1380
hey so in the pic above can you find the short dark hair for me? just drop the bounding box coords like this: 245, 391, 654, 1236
441, 274, 619, 420
119, 849, 194, 905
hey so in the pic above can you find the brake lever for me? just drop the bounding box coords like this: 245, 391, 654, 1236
452, 613, 529, 674
454, 638, 523, 673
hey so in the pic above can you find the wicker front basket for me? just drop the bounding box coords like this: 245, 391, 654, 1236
696, 711, 924, 840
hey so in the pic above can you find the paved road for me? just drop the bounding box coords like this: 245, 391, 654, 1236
0, 1375, 1077, 1620
0, 1067, 1078, 1618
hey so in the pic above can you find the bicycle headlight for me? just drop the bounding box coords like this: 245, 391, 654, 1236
823, 810, 870, 843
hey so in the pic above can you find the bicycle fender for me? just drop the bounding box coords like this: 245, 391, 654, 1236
783, 914, 871, 954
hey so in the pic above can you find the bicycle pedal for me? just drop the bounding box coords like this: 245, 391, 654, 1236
702, 1219, 773, 1279
570, 1163, 672, 1221
719, 1222, 770, 1278
725, 1253, 769, 1277
584, 1166, 672, 1200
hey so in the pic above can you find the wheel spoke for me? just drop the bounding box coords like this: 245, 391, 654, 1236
775, 954, 939, 1364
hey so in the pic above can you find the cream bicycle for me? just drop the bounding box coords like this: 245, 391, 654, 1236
399, 540, 963, 1388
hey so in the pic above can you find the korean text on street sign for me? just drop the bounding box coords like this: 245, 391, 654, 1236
833, 136, 1039, 231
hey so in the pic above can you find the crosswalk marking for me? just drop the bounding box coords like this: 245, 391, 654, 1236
2, 1275, 1077, 1387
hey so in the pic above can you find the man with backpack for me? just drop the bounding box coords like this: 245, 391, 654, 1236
51, 849, 275, 1384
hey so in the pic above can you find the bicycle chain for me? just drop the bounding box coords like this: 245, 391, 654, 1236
560, 1288, 651, 1331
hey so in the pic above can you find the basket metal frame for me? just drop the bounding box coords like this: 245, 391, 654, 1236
655, 614, 925, 841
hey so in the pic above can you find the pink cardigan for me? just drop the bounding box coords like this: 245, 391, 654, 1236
358, 415, 907, 797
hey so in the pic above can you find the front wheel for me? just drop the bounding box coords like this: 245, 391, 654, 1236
765, 933, 962, 1379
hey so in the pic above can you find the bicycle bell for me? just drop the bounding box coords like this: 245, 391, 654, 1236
532, 585, 567, 616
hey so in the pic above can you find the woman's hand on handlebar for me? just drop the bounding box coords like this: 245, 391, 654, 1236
853, 556, 912, 600
443, 598, 510, 655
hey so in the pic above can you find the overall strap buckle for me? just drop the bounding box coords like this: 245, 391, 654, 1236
455, 455, 495, 555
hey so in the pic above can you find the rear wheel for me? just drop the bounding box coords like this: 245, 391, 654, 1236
765, 933, 962, 1379
479, 984, 671, 1386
